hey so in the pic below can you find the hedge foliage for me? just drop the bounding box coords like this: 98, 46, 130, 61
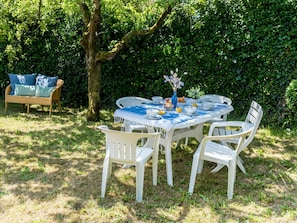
1, 0, 296, 127
285, 79, 297, 126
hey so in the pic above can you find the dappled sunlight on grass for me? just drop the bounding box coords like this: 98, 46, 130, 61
0, 100, 296, 222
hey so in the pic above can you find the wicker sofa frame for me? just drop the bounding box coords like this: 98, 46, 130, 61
5, 79, 64, 115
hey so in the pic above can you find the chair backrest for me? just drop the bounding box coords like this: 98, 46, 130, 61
241, 100, 263, 151
98, 126, 160, 164
198, 94, 232, 105
198, 94, 232, 121
116, 96, 153, 108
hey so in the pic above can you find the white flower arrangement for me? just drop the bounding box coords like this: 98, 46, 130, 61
163, 68, 185, 91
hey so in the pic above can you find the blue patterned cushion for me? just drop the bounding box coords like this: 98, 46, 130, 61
35, 74, 58, 87
14, 84, 36, 96
8, 73, 37, 95
35, 85, 55, 97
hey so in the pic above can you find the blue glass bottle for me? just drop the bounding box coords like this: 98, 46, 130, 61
171, 90, 178, 108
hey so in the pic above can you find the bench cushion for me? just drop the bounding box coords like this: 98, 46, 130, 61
36, 85, 55, 97
36, 74, 58, 87
8, 73, 37, 95
14, 84, 36, 96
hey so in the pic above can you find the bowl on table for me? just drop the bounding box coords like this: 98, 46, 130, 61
152, 96, 163, 104
201, 101, 214, 110
189, 98, 198, 107
146, 108, 159, 118
184, 106, 197, 114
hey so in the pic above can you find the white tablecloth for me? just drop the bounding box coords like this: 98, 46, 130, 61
114, 103, 234, 133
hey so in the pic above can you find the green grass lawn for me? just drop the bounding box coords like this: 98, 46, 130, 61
0, 101, 296, 223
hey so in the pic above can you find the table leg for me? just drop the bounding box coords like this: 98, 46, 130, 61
153, 124, 205, 187
193, 124, 204, 142
165, 139, 173, 186
159, 124, 205, 186
159, 130, 175, 186
171, 123, 204, 145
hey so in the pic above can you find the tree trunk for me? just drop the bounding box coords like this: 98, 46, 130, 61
86, 56, 101, 121
80, 2, 173, 121
80, 1, 102, 121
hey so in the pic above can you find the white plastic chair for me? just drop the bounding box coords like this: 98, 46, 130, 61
172, 94, 232, 147
97, 125, 161, 202
116, 96, 152, 108
211, 100, 263, 174
116, 96, 152, 133
188, 123, 253, 199
197, 94, 232, 122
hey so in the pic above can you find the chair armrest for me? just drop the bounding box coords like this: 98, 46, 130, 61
142, 132, 161, 149
208, 121, 252, 136
200, 127, 253, 153
97, 125, 109, 131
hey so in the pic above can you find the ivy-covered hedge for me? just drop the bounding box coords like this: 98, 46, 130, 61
0, 5, 88, 107
101, 0, 297, 127
285, 79, 297, 126
1, 0, 296, 127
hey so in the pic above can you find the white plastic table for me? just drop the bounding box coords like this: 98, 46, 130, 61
114, 102, 234, 186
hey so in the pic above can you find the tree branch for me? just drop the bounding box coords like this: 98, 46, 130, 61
79, 3, 91, 25
80, 0, 102, 54
95, 5, 173, 62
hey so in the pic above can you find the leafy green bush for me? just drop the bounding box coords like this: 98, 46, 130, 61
185, 86, 204, 99
1, 0, 297, 127
286, 80, 297, 110
285, 79, 297, 126
101, 0, 297, 127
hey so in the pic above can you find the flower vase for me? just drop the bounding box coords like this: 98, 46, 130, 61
171, 90, 178, 108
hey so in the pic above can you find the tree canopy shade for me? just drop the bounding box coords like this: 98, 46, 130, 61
1, 0, 296, 126
79, 0, 175, 121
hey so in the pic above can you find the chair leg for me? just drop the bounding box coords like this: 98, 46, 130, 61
237, 157, 246, 174
140, 129, 146, 146
211, 164, 225, 173
184, 137, 189, 147
227, 161, 236, 199
188, 151, 200, 194
197, 160, 204, 174
211, 157, 246, 175
136, 162, 145, 202
107, 162, 112, 178
101, 158, 110, 198
165, 141, 173, 186
152, 153, 158, 186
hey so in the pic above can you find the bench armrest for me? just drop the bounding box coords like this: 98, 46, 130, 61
50, 79, 64, 100
5, 85, 12, 97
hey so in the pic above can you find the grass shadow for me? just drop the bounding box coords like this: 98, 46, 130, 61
0, 99, 296, 222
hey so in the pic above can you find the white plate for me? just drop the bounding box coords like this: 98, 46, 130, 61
184, 112, 199, 116
144, 115, 162, 120
199, 106, 212, 111
152, 102, 163, 105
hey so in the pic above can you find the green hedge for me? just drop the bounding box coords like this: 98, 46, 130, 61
1, 0, 296, 127
285, 79, 297, 126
